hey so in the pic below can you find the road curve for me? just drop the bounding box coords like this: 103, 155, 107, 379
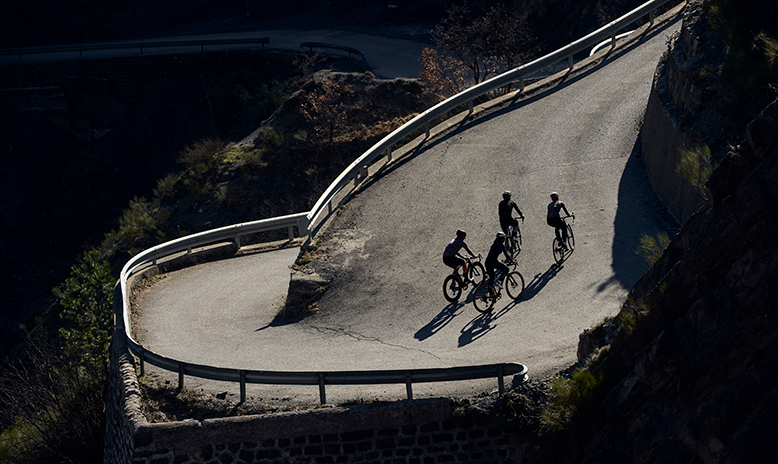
137, 18, 681, 405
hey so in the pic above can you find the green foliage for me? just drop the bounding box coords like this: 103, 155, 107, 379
55, 250, 115, 371
154, 172, 180, 200
176, 138, 224, 169
541, 368, 603, 430
116, 197, 169, 253
266, 129, 284, 148
636, 231, 671, 266
618, 295, 649, 334
676, 145, 712, 201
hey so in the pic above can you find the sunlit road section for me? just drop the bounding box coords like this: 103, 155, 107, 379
137, 17, 681, 405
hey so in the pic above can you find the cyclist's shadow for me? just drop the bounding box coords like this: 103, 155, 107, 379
521, 264, 563, 300
457, 301, 513, 347
414, 296, 471, 341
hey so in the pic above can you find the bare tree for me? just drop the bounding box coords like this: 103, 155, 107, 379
421, 3, 537, 94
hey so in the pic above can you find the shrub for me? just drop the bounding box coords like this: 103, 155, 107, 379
541, 368, 602, 430
636, 232, 671, 265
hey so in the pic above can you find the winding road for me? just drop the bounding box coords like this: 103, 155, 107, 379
137, 14, 682, 406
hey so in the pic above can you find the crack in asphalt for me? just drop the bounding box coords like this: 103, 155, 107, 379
304, 323, 442, 360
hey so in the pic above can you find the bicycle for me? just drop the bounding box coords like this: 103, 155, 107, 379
505, 217, 523, 258
443, 254, 486, 302
552, 215, 575, 264
472, 260, 525, 312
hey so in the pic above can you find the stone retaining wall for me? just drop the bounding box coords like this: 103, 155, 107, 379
640, 6, 709, 223
104, 343, 527, 464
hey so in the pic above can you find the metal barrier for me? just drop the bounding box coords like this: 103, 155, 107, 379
134, 342, 528, 403
119, 0, 679, 403
1, 37, 270, 61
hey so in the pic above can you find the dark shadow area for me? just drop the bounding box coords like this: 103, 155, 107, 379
603, 135, 679, 292
522, 263, 563, 301
457, 294, 521, 347
414, 300, 468, 341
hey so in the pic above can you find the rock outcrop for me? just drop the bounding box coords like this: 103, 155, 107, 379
551, 1, 778, 462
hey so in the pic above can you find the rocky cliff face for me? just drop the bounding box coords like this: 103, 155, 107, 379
551, 1, 778, 462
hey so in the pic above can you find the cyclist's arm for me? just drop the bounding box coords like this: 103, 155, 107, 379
562, 203, 571, 217
463, 243, 476, 257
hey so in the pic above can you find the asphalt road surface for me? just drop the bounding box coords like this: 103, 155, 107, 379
137, 16, 682, 406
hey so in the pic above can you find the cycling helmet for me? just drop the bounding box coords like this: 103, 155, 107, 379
502, 190, 511, 199
456, 229, 467, 239
496, 232, 506, 239
550, 192, 559, 199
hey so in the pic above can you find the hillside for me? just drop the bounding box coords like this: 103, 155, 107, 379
531, 0, 778, 461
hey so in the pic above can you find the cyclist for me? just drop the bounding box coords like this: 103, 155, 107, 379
443, 229, 476, 283
485, 232, 514, 289
498, 191, 525, 248
547, 192, 572, 249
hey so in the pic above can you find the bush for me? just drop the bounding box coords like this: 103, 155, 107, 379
541, 369, 602, 430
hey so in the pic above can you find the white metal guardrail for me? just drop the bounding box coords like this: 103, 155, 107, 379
119, 0, 678, 404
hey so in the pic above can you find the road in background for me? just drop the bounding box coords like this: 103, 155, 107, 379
0, 29, 431, 79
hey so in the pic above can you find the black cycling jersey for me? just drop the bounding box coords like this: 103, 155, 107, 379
498, 199, 523, 218
485, 241, 510, 267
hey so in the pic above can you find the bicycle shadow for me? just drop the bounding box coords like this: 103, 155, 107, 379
521, 263, 563, 300
414, 296, 471, 341
457, 296, 519, 347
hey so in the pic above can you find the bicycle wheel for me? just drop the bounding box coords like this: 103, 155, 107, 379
552, 238, 565, 264
473, 284, 495, 312
505, 271, 525, 300
469, 262, 486, 285
566, 224, 575, 251
443, 274, 463, 302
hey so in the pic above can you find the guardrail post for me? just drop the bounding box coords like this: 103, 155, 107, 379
405, 372, 413, 400
468, 100, 474, 114
178, 363, 185, 390
425, 122, 430, 138
298, 218, 310, 238
318, 374, 326, 404
235, 234, 241, 249
498, 364, 505, 394
610, 27, 617, 51
287, 225, 294, 240
649, 10, 655, 27
387, 146, 393, 162
520, 75, 525, 93
139, 349, 146, 377
240, 371, 246, 403
568, 55, 574, 70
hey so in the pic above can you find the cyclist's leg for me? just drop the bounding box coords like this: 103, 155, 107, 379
443, 255, 464, 275
495, 262, 509, 287
486, 265, 496, 287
